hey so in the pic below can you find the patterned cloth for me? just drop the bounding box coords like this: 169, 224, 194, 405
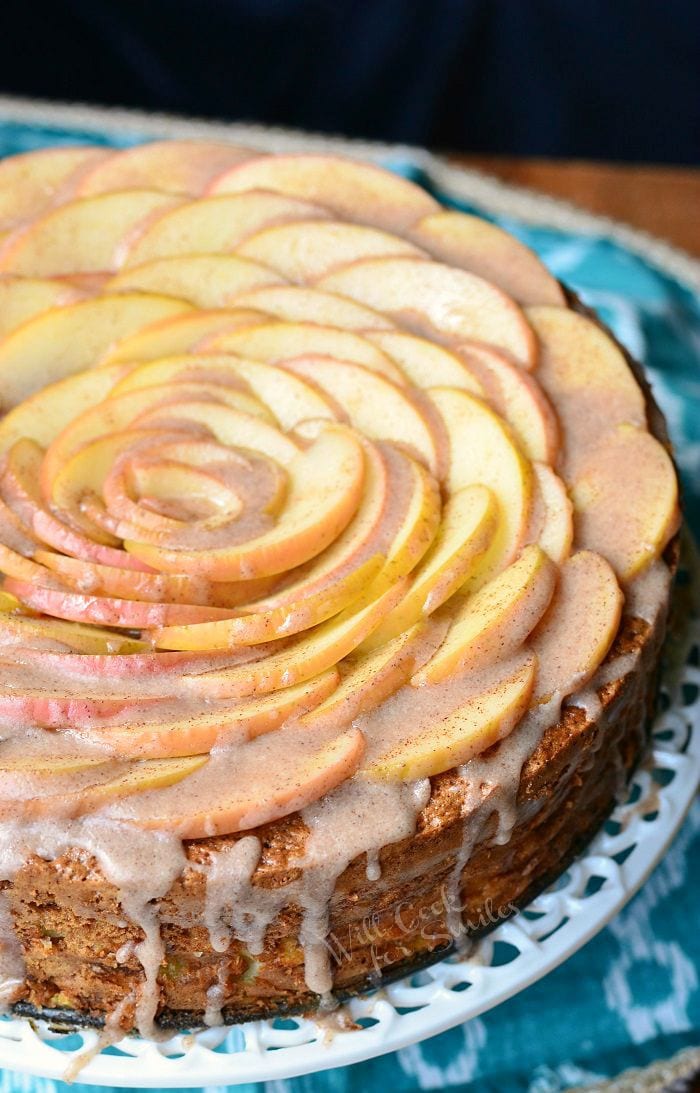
0, 113, 698, 1093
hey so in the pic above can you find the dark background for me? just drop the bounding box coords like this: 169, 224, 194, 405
2, 0, 699, 163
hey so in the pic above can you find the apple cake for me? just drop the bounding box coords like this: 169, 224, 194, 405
0, 140, 680, 1035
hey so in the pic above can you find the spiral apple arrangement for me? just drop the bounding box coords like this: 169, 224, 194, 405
0, 142, 680, 838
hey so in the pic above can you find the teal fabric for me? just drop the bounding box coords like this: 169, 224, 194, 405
0, 120, 698, 1092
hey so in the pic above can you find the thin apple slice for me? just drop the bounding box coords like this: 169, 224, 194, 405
153, 554, 383, 650
96, 670, 340, 758
0, 190, 183, 275
107, 254, 286, 308
0, 756, 113, 776
97, 308, 267, 365
0, 682, 164, 728
530, 551, 623, 703
0, 293, 190, 410
76, 140, 255, 196
235, 220, 426, 282
3, 578, 238, 629
182, 579, 406, 697
526, 306, 647, 477
128, 400, 300, 463
208, 153, 439, 230
366, 330, 484, 395
126, 426, 365, 579
364, 655, 536, 781
131, 728, 364, 837
459, 343, 559, 463
428, 387, 533, 577
409, 211, 565, 306
284, 356, 440, 474
571, 424, 680, 580
413, 545, 556, 685
229, 285, 394, 331
319, 257, 537, 368
121, 191, 332, 267
363, 485, 498, 649
109, 354, 339, 429
202, 320, 404, 381
0, 276, 83, 338
0, 146, 113, 230
0, 612, 148, 654
528, 463, 573, 564
16, 647, 243, 681
301, 623, 430, 729
0, 542, 50, 584
5, 756, 208, 822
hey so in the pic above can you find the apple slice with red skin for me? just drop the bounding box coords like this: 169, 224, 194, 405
413, 545, 556, 686
0, 293, 190, 410
76, 140, 255, 197
129, 727, 365, 837
126, 426, 366, 580
106, 253, 286, 308
0, 685, 165, 729
207, 153, 439, 230
0, 146, 113, 230
121, 190, 333, 267
97, 308, 268, 366
0, 611, 149, 654
228, 284, 394, 331
528, 463, 573, 564
201, 320, 404, 382
91, 669, 340, 758
181, 579, 407, 698
2, 646, 244, 681
319, 257, 537, 369
235, 219, 426, 282
3, 578, 240, 629
408, 211, 565, 306
0, 190, 183, 276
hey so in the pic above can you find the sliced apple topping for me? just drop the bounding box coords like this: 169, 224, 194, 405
0, 141, 670, 836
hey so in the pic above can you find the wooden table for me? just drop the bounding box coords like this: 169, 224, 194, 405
452, 157, 700, 258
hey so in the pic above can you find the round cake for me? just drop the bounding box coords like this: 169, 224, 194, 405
0, 140, 680, 1036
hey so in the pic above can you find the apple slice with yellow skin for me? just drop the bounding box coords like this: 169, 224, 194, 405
0, 590, 31, 613
284, 357, 440, 474
129, 400, 300, 464
0, 756, 113, 776
76, 140, 255, 196
413, 545, 556, 686
428, 387, 533, 578
235, 219, 426, 282
409, 211, 565, 306
40, 381, 273, 497
0, 190, 183, 276
301, 623, 430, 730
126, 426, 365, 579
33, 549, 273, 609
363, 485, 498, 649
153, 553, 383, 650
97, 308, 268, 366
0, 146, 113, 230
229, 285, 394, 331
106, 254, 286, 308
319, 257, 537, 369
528, 463, 573, 564
109, 354, 339, 430
0, 612, 149, 654
4, 755, 208, 823
208, 153, 440, 230
132, 729, 364, 838
530, 551, 623, 704
202, 320, 404, 382
459, 343, 560, 463
182, 579, 406, 698
366, 330, 484, 395
97, 669, 340, 758
0, 542, 51, 584
121, 190, 332, 267
0, 364, 130, 455
364, 654, 536, 781
571, 424, 680, 580
526, 306, 647, 477
0, 276, 83, 338
0, 293, 190, 410
3, 577, 239, 629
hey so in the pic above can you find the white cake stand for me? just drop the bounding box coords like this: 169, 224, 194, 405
0, 588, 697, 1087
